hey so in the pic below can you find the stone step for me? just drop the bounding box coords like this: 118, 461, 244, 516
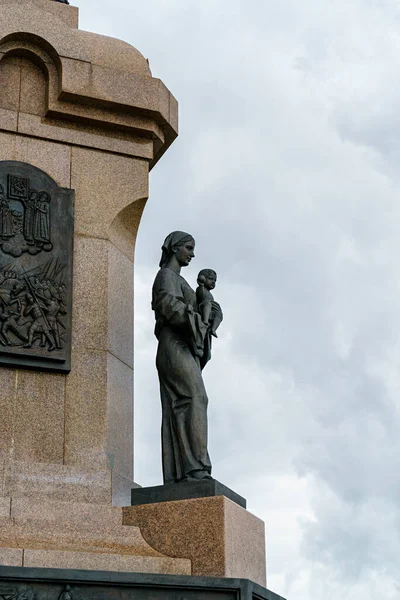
0, 547, 191, 575
0, 515, 161, 556
11, 496, 124, 529
0, 497, 193, 577
1, 461, 112, 504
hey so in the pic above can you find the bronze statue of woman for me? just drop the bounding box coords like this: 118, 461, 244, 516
152, 231, 215, 484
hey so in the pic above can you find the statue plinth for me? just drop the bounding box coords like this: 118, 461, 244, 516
124, 493, 266, 587
131, 479, 246, 509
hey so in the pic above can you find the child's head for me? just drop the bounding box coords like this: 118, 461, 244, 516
197, 269, 217, 290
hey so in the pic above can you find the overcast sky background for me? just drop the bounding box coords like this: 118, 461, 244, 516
78, 2, 400, 598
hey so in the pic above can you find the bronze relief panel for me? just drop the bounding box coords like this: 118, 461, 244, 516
0, 161, 74, 372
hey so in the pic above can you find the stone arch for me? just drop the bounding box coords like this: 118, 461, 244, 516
0, 33, 61, 117
109, 198, 148, 262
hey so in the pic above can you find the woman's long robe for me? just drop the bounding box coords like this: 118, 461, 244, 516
152, 267, 211, 484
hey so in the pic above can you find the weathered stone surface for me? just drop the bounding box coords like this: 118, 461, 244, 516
123, 496, 267, 587
70, 148, 148, 241
0, 369, 65, 466
0, 497, 11, 518
0, 370, 15, 464
4, 462, 112, 504
64, 348, 109, 471
23, 549, 191, 575
106, 353, 134, 481
19, 58, 46, 116
108, 243, 134, 368
0, 495, 192, 576
0, 548, 23, 566
0, 56, 20, 112
0, 0, 177, 164
13, 371, 65, 463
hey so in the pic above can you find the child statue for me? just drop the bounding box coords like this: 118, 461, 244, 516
196, 269, 223, 338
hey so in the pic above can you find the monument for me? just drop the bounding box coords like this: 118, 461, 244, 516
0, 2, 286, 599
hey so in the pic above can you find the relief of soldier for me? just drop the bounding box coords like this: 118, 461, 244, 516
0, 262, 67, 352
0, 584, 37, 600
0, 175, 53, 258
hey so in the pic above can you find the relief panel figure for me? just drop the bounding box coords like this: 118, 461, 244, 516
0, 184, 14, 239
22, 190, 38, 245
33, 191, 52, 250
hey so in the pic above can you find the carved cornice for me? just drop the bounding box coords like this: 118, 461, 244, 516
0, 3, 178, 167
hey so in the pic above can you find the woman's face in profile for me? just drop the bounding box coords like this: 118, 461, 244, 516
175, 239, 195, 267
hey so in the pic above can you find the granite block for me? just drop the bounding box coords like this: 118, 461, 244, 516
71, 236, 109, 351
10, 496, 122, 528
0, 497, 11, 518
0, 548, 23, 567
0, 106, 18, 132
112, 471, 137, 507
64, 348, 108, 470
0, 369, 16, 463
124, 497, 225, 577
0, 56, 21, 112
169, 93, 179, 135
18, 112, 154, 160
0, 4, 88, 64
123, 496, 266, 587
13, 370, 65, 464
109, 199, 147, 262
0, 461, 5, 496
224, 497, 266, 586
33, 0, 79, 29
62, 65, 171, 124
5, 515, 161, 556
108, 244, 134, 368
19, 58, 46, 117
46, 64, 164, 139
70, 147, 148, 241
106, 353, 133, 481
0, 130, 17, 160
4, 461, 111, 504
23, 549, 191, 575
14, 135, 71, 188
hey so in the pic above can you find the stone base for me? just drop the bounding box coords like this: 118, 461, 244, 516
0, 495, 191, 576
0, 566, 286, 600
123, 495, 267, 587
131, 479, 246, 508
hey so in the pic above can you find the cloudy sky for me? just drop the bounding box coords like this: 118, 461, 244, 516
78, 1, 400, 598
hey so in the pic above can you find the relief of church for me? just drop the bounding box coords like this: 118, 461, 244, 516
0, 175, 53, 257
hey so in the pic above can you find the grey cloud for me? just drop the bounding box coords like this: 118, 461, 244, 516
77, 1, 400, 598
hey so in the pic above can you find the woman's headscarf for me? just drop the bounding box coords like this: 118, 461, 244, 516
159, 231, 194, 268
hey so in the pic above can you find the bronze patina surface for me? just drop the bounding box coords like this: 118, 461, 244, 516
0, 161, 74, 372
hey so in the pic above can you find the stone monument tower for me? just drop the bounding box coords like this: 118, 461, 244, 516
0, 3, 286, 599
0, 0, 182, 572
